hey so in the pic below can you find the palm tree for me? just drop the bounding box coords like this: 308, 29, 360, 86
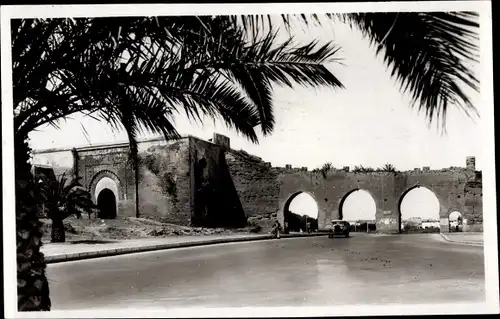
11, 12, 479, 311
12, 16, 343, 311
382, 163, 397, 172
320, 162, 333, 178
235, 12, 479, 128
38, 173, 96, 243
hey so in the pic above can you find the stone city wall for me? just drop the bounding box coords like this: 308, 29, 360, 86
32, 133, 483, 233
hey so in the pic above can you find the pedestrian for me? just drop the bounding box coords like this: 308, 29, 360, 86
272, 220, 281, 239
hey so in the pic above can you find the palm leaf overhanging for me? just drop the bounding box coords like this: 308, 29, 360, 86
233, 12, 480, 129
11, 13, 480, 312
12, 16, 344, 155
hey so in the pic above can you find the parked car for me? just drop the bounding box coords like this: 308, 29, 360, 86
327, 220, 350, 238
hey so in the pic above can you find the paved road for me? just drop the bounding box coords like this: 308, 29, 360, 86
47, 234, 485, 310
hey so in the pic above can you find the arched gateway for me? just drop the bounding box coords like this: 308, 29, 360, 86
31, 133, 483, 233
277, 159, 482, 234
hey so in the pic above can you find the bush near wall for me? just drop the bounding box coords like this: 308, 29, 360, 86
286, 211, 318, 232
402, 225, 440, 233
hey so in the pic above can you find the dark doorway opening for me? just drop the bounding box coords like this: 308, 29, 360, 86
97, 189, 117, 219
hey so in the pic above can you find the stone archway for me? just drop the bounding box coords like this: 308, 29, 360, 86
89, 170, 121, 200
94, 176, 119, 202
97, 188, 117, 219
338, 188, 377, 232
448, 211, 463, 233
398, 185, 441, 234
281, 191, 318, 234
91, 174, 120, 219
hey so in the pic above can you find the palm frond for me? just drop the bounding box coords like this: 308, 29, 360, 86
182, 17, 344, 135
37, 172, 96, 220
343, 12, 479, 127
234, 12, 480, 128
13, 16, 345, 147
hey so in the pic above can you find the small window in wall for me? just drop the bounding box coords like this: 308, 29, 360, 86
448, 211, 463, 233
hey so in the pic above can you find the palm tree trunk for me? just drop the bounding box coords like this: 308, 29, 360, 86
15, 134, 51, 311
50, 218, 66, 243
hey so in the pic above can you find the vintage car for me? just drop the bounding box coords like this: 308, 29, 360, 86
326, 220, 350, 238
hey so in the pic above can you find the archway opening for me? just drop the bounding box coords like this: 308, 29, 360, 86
448, 211, 463, 233
339, 189, 376, 232
97, 188, 117, 219
284, 192, 318, 234
399, 186, 440, 234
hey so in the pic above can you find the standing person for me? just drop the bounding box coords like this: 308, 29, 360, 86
272, 220, 281, 239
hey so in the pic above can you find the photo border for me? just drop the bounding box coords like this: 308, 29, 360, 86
2, 1, 497, 317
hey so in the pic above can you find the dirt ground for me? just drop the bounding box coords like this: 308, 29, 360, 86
40, 216, 257, 243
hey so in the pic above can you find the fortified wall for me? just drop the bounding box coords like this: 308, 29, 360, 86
32, 133, 483, 233
32, 133, 279, 229
276, 160, 482, 234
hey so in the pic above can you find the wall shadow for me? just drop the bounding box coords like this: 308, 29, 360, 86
192, 150, 246, 228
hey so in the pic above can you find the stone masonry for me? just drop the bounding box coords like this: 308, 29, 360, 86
32, 133, 483, 233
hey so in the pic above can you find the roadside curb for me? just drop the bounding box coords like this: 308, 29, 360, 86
439, 233, 483, 247
44, 232, 327, 264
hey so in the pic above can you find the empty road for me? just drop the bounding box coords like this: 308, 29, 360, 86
47, 233, 485, 310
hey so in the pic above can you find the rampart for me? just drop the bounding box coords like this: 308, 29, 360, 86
32, 133, 482, 233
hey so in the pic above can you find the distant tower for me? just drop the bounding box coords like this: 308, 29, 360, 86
466, 156, 476, 171
212, 133, 230, 150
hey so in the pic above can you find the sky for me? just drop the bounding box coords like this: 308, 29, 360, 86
28, 17, 482, 220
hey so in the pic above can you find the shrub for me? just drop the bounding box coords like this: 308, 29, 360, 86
249, 225, 262, 233
320, 162, 333, 178
38, 173, 96, 243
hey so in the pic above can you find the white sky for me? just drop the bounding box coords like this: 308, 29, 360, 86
28, 18, 481, 221
29, 18, 481, 172
399, 187, 440, 220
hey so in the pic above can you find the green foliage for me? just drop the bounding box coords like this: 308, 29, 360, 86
37, 173, 97, 221
247, 221, 262, 233
312, 162, 333, 178
286, 211, 318, 232
350, 163, 399, 173
402, 224, 440, 234
142, 154, 161, 175
139, 154, 177, 202
352, 165, 375, 173
313, 162, 397, 174
320, 162, 333, 178
11, 13, 479, 311
12, 16, 343, 154
380, 163, 397, 172
235, 12, 480, 129
160, 172, 178, 203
